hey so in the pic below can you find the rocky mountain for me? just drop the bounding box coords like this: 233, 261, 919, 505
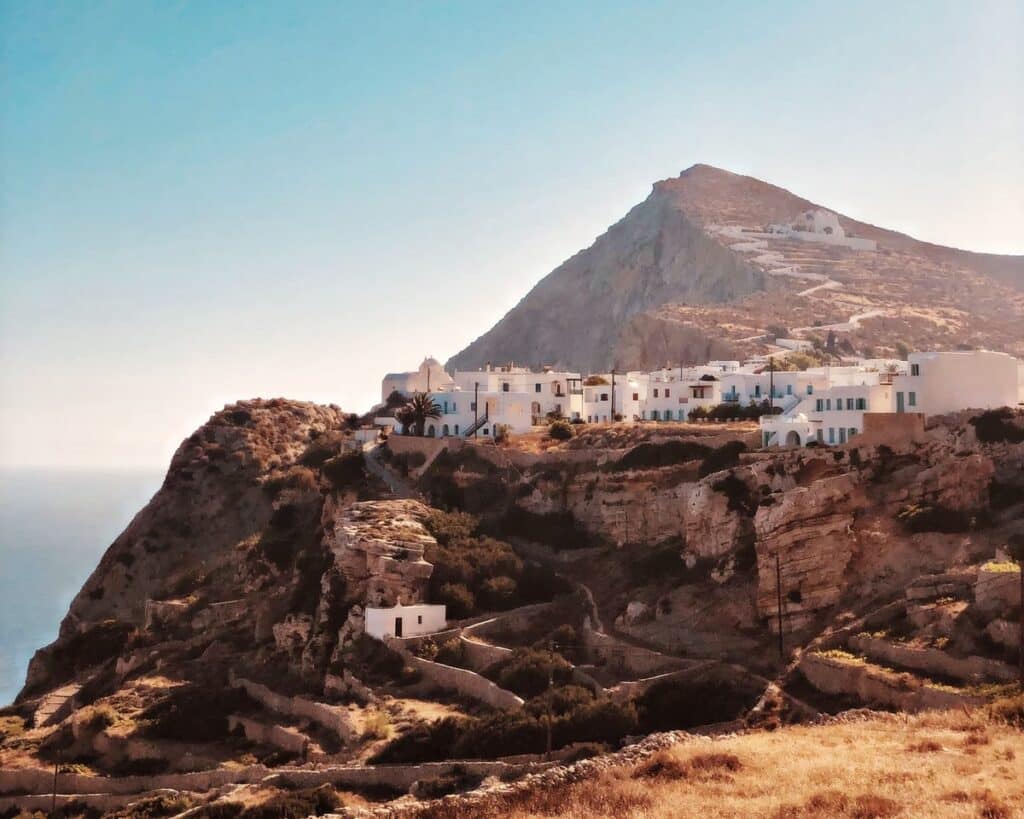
447, 164, 1024, 372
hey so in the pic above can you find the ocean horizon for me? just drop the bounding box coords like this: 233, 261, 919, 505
0, 467, 163, 705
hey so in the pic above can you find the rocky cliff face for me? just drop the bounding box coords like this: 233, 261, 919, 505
448, 164, 1024, 372
20, 398, 378, 699
496, 416, 1017, 655
447, 171, 764, 373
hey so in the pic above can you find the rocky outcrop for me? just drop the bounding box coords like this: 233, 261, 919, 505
324, 500, 436, 607
754, 474, 864, 630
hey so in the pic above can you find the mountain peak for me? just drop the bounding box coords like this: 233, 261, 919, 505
446, 170, 1024, 374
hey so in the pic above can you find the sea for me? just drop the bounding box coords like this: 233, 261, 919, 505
0, 468, 163, 706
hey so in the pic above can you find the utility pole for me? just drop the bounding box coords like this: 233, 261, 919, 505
545, 640, 554, 759
610, 369, 616, 420
769, 356, 775, 414
473, 382, 479, 437
775, 552, 784, 660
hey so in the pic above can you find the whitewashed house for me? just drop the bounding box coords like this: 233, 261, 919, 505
365, 601, 447, 640
760, 350, 1021, 447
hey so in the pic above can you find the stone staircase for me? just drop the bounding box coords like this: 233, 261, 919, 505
33, 683, 81, 727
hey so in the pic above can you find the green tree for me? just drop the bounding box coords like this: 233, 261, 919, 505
403, 392, 442, 436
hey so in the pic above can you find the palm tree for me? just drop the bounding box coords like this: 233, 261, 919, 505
404, 392, 442, 436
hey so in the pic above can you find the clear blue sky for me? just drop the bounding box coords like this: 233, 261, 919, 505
2, 1, 1021, 469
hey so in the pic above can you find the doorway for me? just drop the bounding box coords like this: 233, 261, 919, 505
394, 617, 403, 637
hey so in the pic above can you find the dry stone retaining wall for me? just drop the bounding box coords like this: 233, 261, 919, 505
230, 674, 357, 742
798, 653, 982, 712
848, 634, 1017, 684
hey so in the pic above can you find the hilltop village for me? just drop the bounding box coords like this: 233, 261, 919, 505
378, 348, 1024, 448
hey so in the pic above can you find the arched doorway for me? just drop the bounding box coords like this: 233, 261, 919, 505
426, 425, 436, 437
442, 424, 450, 436
785, 430, 801, 447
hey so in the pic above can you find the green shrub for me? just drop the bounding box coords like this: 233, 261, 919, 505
548, 420, 575, 441
487, 649, 573, 699
136, 684, 256, 743
970, 408, 1024, 444
611, 440, 711, 471
552, 698, 638, 746
434, 637, 465, 667
425, 509, 479, 545
525, 684, 595, 718
698, 441, 747, 477
480, 576, 519, 610
636, 677, 756, 732
438, 583, 476, 619
321, 451, 365, 490
105, 793, 193, 818
500, 507, 594, 550
711, 473, 755, 514
414, 766, 485, 799
423, 509, 562, 615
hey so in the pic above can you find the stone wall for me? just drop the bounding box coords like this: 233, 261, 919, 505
848, 635, 1018, 684
975, 566, 1022, 617
581, 620, 689, 678
0, 764, 270, 798
230, 674, 357, 742
798, 653, 983, 712
386, 638, 523, 710
460, 636, 512, 672
227, 715, 310, 756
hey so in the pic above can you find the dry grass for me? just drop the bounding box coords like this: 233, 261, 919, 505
411, 711, 1024, 818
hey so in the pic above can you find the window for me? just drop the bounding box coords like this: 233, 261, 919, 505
816, 399, 824, 412
911, 363, 920, 376
535, 383, 541, 392
652, 410, 659, 420
849, 427, 857, 438
502, 382, 509, 392
816, 429, 824, 443
632, 392, 639, 401
829, 427, 835, 444
454, 424, 459, 434
452, 402, 456, 412
417, 615, 423, 625
653, 388, 659, 398
665, 389, 670, 398
678, 409, 685, 420
482, 428, 489, 435
786, 384, 793, 395
826, 399, 831, 410
755, 385, 762, 397
856, 398, 866, 410
908, 392, 917, 407
600, 393, 608, 401
470, 401, 476, 411
839, 428, 847, 444
846, 398, 854, 410
807, 384, 814, 395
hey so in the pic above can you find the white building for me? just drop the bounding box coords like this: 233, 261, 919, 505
381, 357, 454, 403
767, 209, 877, 251
365, 601, 447, 640
761, 350, 1021, 447
384, 361, 582, 438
